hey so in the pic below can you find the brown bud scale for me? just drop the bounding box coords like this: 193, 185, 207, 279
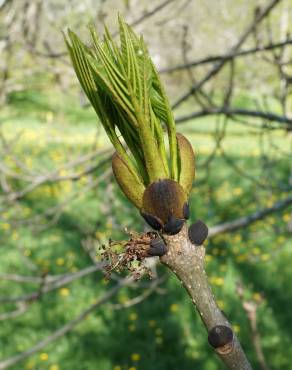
188, 220, 208, 245
208, 325, 234, 355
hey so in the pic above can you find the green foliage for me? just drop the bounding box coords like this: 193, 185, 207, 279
112, 151, 145, 209
65, 16, 178, 185
0, 94, 291, 369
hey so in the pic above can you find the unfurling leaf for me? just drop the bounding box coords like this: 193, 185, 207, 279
65, 17, 172, 184
112, 152, 145, 209
65, 16, 196, 217
177, 133, 195, 195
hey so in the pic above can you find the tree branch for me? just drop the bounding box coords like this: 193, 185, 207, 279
0, 277, 133, 370
127, 0, 176, 29
161, 226, 253, 370
237, 283, 270, 370
172, 0, 282, 110
209, 196, 292, 237
0, 264, 104, 303
175, 107, 292, 126
160, 38, 292, 74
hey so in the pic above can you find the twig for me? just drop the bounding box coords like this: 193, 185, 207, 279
175, 107, 292, 126
6, 168, 112, 229
126, 0, 176, 29
0, 302, 28, 321
162, 226, 253, 369
172, 0, 282, 109
0, 264, 104, 303
0, 148, 111, 205
209, 196, 292, 237
0, 277, 133, 370
160, 38, 292, 74
109, 275, 165, 310
24, 0, 177, 59
236, 283, 270, 370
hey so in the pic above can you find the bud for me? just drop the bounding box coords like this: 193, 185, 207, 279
112, 152, 145, 209
148, 237, 167, 256
142, 179, 187, 224
208, 325, 234, 355
188, 220, 209, 245
141, 179, 188, 234
177, 133, 195, 195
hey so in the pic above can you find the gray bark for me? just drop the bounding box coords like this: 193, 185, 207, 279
162, 225, 253, 370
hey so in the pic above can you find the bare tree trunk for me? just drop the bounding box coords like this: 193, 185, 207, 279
162, 225, 253, 370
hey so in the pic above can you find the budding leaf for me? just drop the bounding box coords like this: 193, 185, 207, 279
65, 16, 197, 215
112, 152, 145, 209
177, 133, 195, 195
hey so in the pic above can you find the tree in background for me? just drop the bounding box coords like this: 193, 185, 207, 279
0, 1, 291, 370
65, 16, 254, 369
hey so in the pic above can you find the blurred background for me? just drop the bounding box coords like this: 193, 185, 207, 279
0, 0, 292, 369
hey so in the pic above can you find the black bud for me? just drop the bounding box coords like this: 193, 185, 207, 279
208, 325, 233, 349
149, 237, 167, 256
163, 215, 184, 235
140, 212, 162, 230
183, 202, 190, 220
188, 220, 208, 245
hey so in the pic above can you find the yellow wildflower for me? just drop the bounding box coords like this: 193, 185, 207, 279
56, 258, 65, 266
25, 361, 35, 369
253, 293, 262, 302
131, 353, 141, 361
128, 324, 136, 332
1, 223, 10, 231
233, 187, 243, 196
170, 303, 179, 313
148, 320, 156, 327
209, 277, 224, 286
234, 234, 242, 243
59, 169, 69, 177
59, 288, 70, 297
283, 213, 290, 222
252, 248, 261, 255
118, 294, 128, 303
236, 254, 247, 263
261, 254, 270, 262
205, 255, 213, 263
39, 353, 48, 361
128, 313, 138, 321
232, 246, 240, 254
217, 300, 225, 309
233, 325, 240, 333
49, 365, 60, 370
106, 221, 113, 229
276, 236, 285, 244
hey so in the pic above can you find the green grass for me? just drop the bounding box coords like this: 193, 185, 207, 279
0, 89, 291, 370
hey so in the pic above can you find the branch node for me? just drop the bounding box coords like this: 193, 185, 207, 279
208, 325, 234, 355
149, 237, 168, 256
188, 220, 208, 245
